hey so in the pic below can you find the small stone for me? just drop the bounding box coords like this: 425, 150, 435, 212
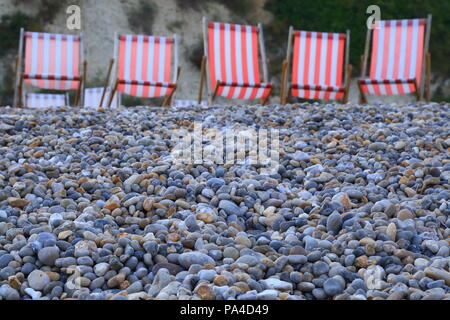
424, 267, 450, 286
7, 197, 30, 208
235, 235, 252, 248
178, 252, 216, 268
214, 275, 229, 286
223, 247, 239, 260
24, 288, 42, 300
397, 209, 414, 221
257, 289, 279, 300
386, 223, 397, 241
0, 254, 14, 268
323, 278, 344, 296
28, 270, 50, 291
404, 188, 416, 198
326, 212, 342, 235
38, 246, 60, 266
219, 200, 240, 215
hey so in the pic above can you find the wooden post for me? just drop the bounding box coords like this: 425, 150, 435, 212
79, 32, 86, 106
212, 80, 221, 103
425, 53, 431, 103
281, 26, 294, 105
107, 79, 119, 108
82, 60, 87, 106
169, 34, 180, 106
420, 14, 432, 99
280, 60, 288, 104
173, 34, 179, 84
343, 64, 353, 104
75, 61, 87, 106
258, 23, 269, 105
198, 55, 207, 104
18, 77, 24, 108
413, 79, 422, 102
202, 17, 213, 106
258, 23, 269, 83
342, 30, 352, 104
361, 28, 371, 78
358, 55, 367, 104
14, 28, 25, 108
99, 58, 115, 109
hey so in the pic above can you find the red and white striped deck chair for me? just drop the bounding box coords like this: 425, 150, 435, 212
25, 93, 68, 109
84, 87, 119, 109
14, 29, 86, 108
106, 33, 180, 108
280, 28, 352, 104
358, 15, 432, 103
198, 17, 272, 105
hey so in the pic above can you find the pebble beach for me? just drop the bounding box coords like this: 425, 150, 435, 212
0, 102, 449, 300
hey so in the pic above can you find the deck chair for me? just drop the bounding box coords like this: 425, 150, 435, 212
14, 29, 87, 108
280, 28, 352, 104
105, 33, 181, 108
358, 15, 432, 103
84, 87, 119, 109
25, 93, 68, 108
198, 17, 272, 106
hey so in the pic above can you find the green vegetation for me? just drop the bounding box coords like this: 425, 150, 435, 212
175, 0, 253, 19
188, 40, 204, 71
0, 11, 38, 57
167, 20, 184, 32
264, 0, 450, 77
128, 0, 157, 35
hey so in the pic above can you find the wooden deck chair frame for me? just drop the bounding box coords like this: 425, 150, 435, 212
198, 17, 272, 106
280, 27, 352, 105
104, 32, 181, 109
13, 28, 87, 108
358, 14, 432, 104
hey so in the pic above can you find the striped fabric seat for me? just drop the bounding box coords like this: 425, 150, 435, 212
24, 32, 81, 90
26, 93, 67, 108
290, 31, 347, 100
359, 19, 426, 96
116, 35, 176, 98
84, 87, 119, 108
174, 100, 208, 107
207, 21, 272, 100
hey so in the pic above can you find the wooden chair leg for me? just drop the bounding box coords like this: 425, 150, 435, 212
413, 79, 422, 102
74, 78, 83, 106
341, 64, 353, 104
107, 79, 119, 108
99, 58, 115, 109
162, 86, 177, 107
425, 53, 431, 103
212, 80, 221, 104
81, 61, 88, 107
198, 56, 206, 104
280, 60, 288, 105
18, 77, 24, 108
358, 81, 368, 105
